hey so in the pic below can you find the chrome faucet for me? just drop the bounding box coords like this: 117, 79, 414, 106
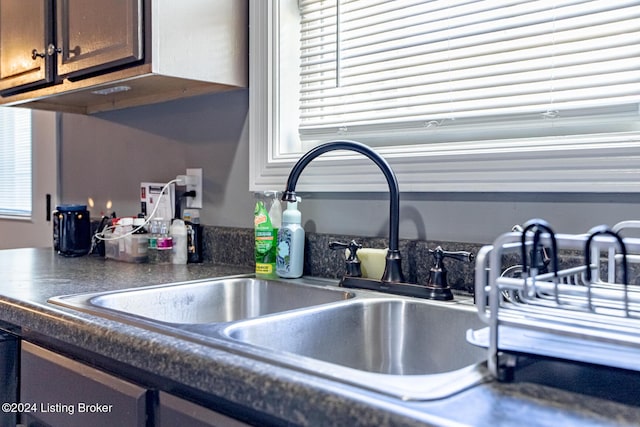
282, 140, 405, 285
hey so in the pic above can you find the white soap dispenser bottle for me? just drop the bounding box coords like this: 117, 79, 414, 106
170, 219, 188, 264
276, 197, 304, 278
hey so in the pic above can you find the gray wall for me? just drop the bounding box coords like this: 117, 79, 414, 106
60, 89, 254, 229
60, 90, 640, 245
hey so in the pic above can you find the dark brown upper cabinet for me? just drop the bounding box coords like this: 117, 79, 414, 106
0, 0, 247, 114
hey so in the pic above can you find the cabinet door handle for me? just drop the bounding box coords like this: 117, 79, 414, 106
31, 44, 61, 60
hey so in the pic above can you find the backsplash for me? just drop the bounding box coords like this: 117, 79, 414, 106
88, 221, 640, 296
201, 226, 483, 295
201, 225, 640, 295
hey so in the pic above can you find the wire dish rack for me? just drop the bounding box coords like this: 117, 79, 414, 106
468, 219, 640, 380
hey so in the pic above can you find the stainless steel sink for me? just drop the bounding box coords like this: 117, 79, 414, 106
49, 276, 354, 325
50, 276, 490, 400
223, 297, 490, 399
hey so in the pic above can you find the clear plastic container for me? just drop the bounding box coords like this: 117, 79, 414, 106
104, 217, 149, 263
155, 218, 173, 264
105, 218, 127, 262
118, 217, 134, 259
129, 218, 149, 263
156, 236, 173, 264
148, 218, 170, 264
103, 228, 119, 260
147, 219, 161, 264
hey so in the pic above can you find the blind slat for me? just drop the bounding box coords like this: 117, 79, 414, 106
302, 53, 640, 101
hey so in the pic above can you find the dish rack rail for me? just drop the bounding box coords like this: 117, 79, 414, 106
469, 219, 640, 380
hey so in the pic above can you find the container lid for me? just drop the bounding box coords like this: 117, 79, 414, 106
157, 236, 173, 249
56, 204, 87, 212
170, 219, 187, 234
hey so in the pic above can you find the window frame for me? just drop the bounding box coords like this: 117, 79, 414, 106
249, 0, 640, 193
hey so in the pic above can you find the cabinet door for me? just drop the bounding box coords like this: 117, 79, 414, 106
0, 332, 18, 427
158, 392, 252, 427
56, 0, 143, 79
0, 0, 54, 94
20, 341, 147, 427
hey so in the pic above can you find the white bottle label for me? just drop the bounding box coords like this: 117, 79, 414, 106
276, 228, 292, 274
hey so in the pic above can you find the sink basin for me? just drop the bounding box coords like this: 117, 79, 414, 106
49, 276, 354, 325
224, 297, 490, 399
226, 298, 485, 374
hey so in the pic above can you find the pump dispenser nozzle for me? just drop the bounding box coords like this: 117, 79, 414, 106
282, 197, 301, 225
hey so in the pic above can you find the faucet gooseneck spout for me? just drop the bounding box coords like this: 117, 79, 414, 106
282, 140, 405, 284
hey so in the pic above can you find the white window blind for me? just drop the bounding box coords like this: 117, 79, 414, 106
298, 0, 640, 142
0, 107, 32, 217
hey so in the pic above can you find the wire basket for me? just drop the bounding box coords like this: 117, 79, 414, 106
469, 219, 640, 379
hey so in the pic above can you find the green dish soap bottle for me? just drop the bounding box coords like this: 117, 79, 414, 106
254, 194, 281, 278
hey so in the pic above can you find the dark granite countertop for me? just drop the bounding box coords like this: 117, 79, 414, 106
2, 248, 640, 426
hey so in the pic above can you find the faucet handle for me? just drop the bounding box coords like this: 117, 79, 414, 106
428, 246, 474, 266
425, 246, 474, 301
329, 240, 362, 277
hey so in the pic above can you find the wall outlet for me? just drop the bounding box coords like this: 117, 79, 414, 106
186, 168, 203, 208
